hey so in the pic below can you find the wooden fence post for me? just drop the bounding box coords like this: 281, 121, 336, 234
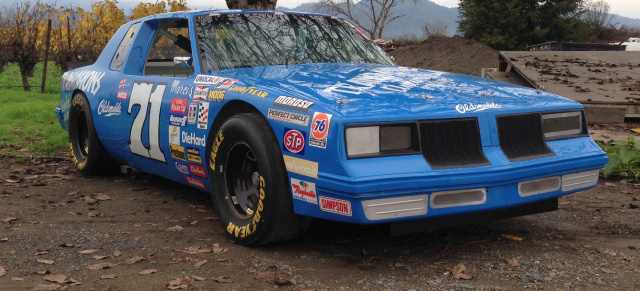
41, 18, 52, 94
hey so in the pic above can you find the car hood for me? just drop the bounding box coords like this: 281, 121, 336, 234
217, 63, 582, 120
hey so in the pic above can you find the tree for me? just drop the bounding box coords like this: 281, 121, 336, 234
583, 0, 617, 42
458, 0, 590, 50
314, 0, 415, 39
424, 19, 448, 38
225, 0, 277, 10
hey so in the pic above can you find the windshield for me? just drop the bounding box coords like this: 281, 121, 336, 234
195, 13, 394, 71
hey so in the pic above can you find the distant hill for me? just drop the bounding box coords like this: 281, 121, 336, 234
279, 0, 459, 39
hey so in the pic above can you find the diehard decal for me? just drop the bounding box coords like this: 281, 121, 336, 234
116, 90, 128, 100
187, 102, 197, 124
189, 163, 207, 178
455, 102, 502, 114
187, 147, 202, 163
170, 80, 193, 97
283, 128, 306, 155
228, 86, 268, 98
290, 178, 317, 204
185, 175, 207, 190
170, 144, 186, 161
175, 161, 189, 175
283, 155, 318, 178
170, 98, 188, 114
169, 125, 181, 145
197, 102, 209, 129
192, 85, 209, 101
182, 132, 206, 147
309, 112, 332, 149
169, 114, 187, 127
319, 196, 352, 216
267, 108, 310, 126
273, 96, 314, 112
208, 90, 225, 102
97, 100, 121, 116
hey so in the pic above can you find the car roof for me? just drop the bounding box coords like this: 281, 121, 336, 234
132, 9, 334, 22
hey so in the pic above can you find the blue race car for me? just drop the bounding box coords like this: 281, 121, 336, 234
55, 10, 607, 246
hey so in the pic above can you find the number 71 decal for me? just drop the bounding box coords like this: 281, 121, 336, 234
128, 81, 167, 162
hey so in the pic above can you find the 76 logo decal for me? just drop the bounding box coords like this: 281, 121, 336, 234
309, 112, 332, 149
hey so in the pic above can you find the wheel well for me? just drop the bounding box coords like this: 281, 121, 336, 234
209, 100, 262, 138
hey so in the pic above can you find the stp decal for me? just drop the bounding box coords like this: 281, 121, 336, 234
283, 128, 306, 155
319, 196, 352, 216
170, 98, 188, 114
290, 178, 317, 204
309, 112, 332, 149
197, 102, 209, 130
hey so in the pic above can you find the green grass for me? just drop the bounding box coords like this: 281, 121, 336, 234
0, 63, 67, 158
1, 62, 63, 94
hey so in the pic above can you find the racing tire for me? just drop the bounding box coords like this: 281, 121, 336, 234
68, 93, 115, 175
208, 113, 310, 246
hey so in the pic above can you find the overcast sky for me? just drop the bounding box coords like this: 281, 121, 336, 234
162, 0, 640, 19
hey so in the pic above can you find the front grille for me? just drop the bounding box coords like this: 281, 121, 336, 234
497, 113, 554, 161
419, 118, 490, 169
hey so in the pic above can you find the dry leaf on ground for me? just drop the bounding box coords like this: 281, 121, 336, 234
88, 211, 102, 217
113, 250, 122, 257
192, 259, 208, 268
167, 225, 183, 232
32, 285, 60, 290
2, 217, 18, 223
78, 249, 98, 254
499, 234, 524, 241
36, 270, 50, 275
168, 276, 195, 289
139, 269, 157, 275
99, 274, 117, 279
91, 193, 111, 200
214, 276, 233, 283
37, 259, 55, 265
35, 250, 49, 256
0, 265, 6, 277
92, 255, 110, 260
87, 262, 117, 270
43, 274, 67, 283
253, 271, 277, 279
212, 243, 228, 254
505, 258, 520, 267
123, 256, 146, 264
274, 275, 293, 286
452, 263, 473, 280
59, 243, 80, 248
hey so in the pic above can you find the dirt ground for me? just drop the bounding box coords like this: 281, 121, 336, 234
1, 152, 639, 290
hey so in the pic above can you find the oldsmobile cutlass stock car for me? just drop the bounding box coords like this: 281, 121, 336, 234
55, 10, 608, 246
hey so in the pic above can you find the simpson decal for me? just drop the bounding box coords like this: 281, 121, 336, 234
189, 163, 207, 178
267, 108, 309, 126
197, 102, 209, 130
290, 178, 317, 204
170, 144, 186, 161
192, 85, 209, 101
273, 96, 314, 112
283, 128, 306, 155
170, 98, 188, 114
187, 102, 197, 124
169, 125, 181, 145
319, 196, 352, 216
283, 155, 318, 178
187, 147, 202, 163
309, 112, 332, 149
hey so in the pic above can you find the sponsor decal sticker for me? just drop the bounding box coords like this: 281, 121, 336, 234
187, 102, 197, 124
324, 67, 427, 95
273, 96, 314, 112
185, 175, 207, 190
169, 114, 187, 127
267, 108, 309, 126
97, 100, 121, 116
182, 131, 206, 147
116, 90, 128, 100
187, 147, 202, 163
61, 70, 105, 95
197, 102, 209, 129
208, 90, 225, 102
170, 144, 186, 161
319, 196, 352, 216
170, 80, 193, 96
283, 128, 306, 155
283, 155, 318, 178
194, 75, 237, 89
175, 161, 189, 175
119, 79, 127, 89
228, 86, 268, 98
309, 112, 332, 149
189, 163, 208, 178
170, 98, 188, 114
192, 85, 209, 101
169, 126, 181, 145
216, 78, 237, 89
455, 102, 502, 114
290, 178, 317, 204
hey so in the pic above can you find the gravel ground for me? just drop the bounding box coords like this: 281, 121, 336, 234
1, 156, 639, 290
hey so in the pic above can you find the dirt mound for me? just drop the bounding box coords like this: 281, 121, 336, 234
389, 35, 498, 76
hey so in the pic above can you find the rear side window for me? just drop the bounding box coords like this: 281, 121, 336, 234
111, 22, 141, 71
